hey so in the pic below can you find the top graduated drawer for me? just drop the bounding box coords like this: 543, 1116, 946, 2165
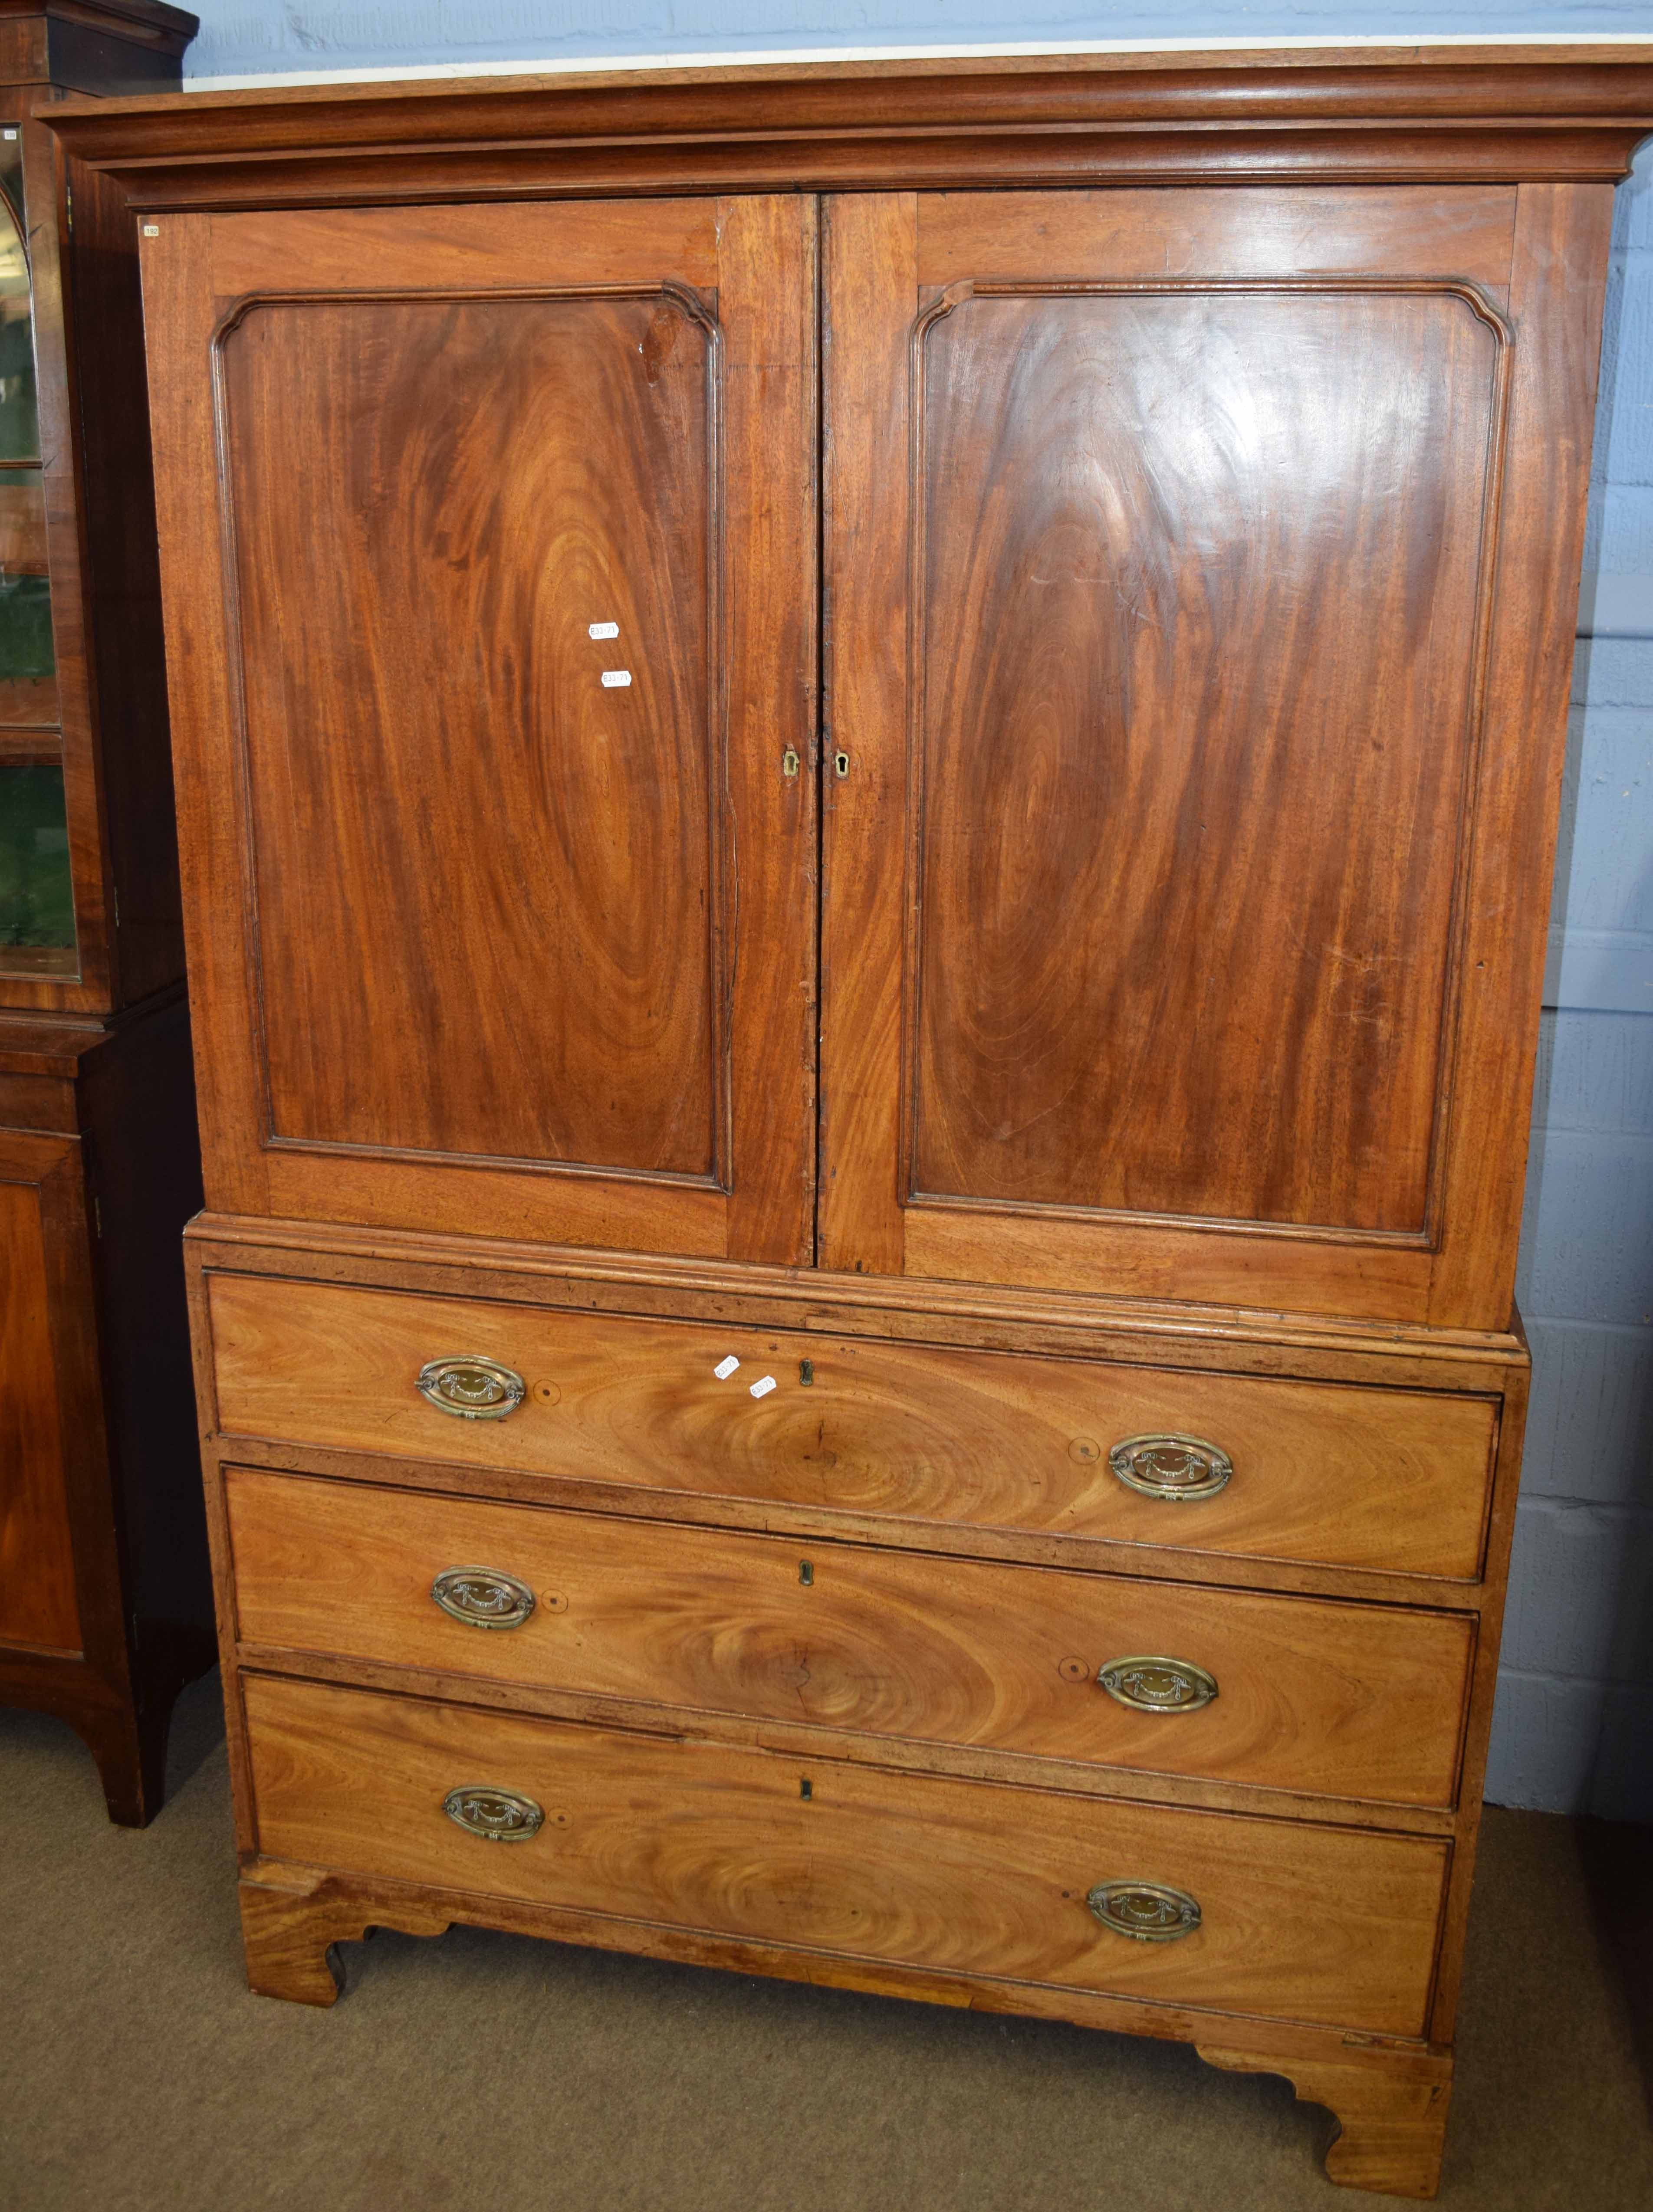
206, 1274, 1498, 1582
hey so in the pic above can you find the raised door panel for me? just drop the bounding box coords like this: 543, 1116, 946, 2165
0, 1133, 81, 1651
223, 290, 718, 1179
914, 282, 1498, 1234
821, 184, 1609, 1326
142, 200, 816, 1263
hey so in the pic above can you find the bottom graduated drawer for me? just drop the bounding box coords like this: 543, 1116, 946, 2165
243, 1675, 1449, 2038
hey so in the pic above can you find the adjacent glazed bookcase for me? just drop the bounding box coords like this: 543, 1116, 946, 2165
0, 125, 72, 977
0, 1, 210, 1827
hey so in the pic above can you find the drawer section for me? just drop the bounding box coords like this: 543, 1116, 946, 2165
244, 1674, 1449, 2038
227, 1469, 1476, 1809
208, 1273, 1499, 1580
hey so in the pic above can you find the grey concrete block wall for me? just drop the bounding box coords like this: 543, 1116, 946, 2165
180, 4, 1653, 1818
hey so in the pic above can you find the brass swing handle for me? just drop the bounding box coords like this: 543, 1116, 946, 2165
416, 1354, 526, 1420
1087, 1880, 1202, 1943
431, 1565, 536, 1630
443, 1785, 543, 1842
1108, 1432, 1232, 1501
1097, 1655, 1218, 1713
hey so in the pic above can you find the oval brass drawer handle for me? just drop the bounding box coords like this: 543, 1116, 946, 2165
1087, 1880, 1202, 1943
1108, 1432, 1232, 1501
1098, 1655, 1218, 1713
417, 1354, 526, 1420
442, 1785, 544, 1842
431, 1565, 536, 1631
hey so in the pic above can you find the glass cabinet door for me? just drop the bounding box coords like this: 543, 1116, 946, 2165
0, 758, 73, 969
0, 135, 38, 461
0, 122, 73, 980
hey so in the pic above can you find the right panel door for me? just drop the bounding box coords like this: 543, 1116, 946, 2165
820, 185, 1607, 1330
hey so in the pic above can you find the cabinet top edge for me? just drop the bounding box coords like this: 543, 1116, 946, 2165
41, 47, 1653, 185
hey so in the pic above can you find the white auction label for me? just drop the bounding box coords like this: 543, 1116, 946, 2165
601, 670, 632, 688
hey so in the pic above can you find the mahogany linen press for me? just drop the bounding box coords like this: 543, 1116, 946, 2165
51, 44, 1653, 2198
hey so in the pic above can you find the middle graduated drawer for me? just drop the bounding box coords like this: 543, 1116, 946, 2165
207, 1273, 1499, 1582
225, 1469, 1475, 1811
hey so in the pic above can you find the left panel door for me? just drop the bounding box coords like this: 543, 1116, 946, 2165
141, 198, 817, 1264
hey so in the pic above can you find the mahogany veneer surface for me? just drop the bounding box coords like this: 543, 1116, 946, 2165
223, 288, 718, 1178
914, 284, 1499, 1234
818, 177, 1606, 1334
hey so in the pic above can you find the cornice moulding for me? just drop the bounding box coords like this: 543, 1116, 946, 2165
45, 44, 1653, 207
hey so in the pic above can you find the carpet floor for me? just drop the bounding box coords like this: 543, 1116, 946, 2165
1, 1674, 1649, 2212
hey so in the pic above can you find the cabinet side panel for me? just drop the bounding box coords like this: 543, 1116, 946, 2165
63, 154, 184, 1007
1429, 1344, 1529, 2042
79, 998, 208, 1636
0, 1155, 79, 1649
140, 212, 273, 1217
1429, 184, 1616, 1329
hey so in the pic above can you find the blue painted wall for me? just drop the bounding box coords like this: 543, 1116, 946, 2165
182, 6, 1653, 79
180, 3, 1653, 1817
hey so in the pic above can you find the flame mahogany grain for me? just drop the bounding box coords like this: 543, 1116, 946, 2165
911, 282, 1501, 1234
222, 288, 720, 1178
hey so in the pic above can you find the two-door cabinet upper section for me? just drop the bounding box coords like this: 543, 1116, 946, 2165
51, 48, 1653, 1329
